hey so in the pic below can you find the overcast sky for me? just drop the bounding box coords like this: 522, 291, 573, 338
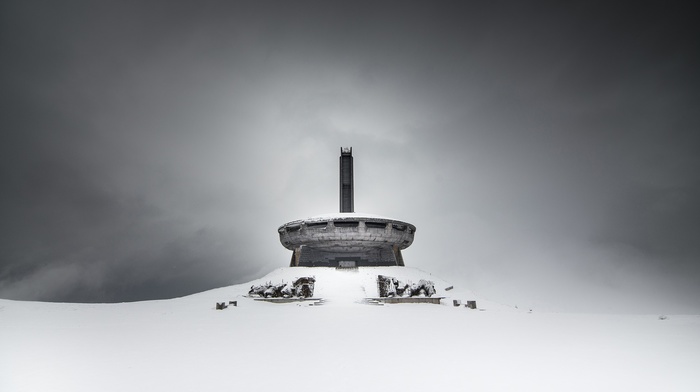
1, 1, 698, 312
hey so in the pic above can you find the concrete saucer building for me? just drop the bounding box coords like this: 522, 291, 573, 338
278, 147, 416, 268
249, 147, 447, 305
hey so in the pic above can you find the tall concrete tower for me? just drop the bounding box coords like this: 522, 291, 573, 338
278, 148, 415, 267
339, 147, 354, 213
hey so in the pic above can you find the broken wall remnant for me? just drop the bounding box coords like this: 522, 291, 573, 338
377, 275, 435, 298
215, 301, 238, 310
248, 277, 316, 299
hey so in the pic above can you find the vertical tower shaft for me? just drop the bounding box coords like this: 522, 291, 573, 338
339, 147, 354, 213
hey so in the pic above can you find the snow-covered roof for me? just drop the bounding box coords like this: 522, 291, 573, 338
304, 212, 400, 221
280, 212, 414, 227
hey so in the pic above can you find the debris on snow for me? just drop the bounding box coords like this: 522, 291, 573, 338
377, 275, 435, 298
248, 277, 316, 299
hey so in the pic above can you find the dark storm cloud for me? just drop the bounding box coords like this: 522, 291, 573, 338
1, 1, 698, 311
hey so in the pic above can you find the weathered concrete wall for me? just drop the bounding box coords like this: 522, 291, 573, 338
281, 214, 416, 267
339, 147, 354, 213
292, 245, 399, 267
279, 216, 415, 252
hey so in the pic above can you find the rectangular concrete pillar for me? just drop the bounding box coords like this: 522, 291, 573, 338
339, 147, 354, 213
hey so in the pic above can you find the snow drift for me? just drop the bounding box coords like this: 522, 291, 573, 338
1, 267, 699, 391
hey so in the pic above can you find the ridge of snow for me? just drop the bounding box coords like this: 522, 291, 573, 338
1, 268, 699, 391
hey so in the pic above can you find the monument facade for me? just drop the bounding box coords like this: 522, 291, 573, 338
278, 148, 416, 267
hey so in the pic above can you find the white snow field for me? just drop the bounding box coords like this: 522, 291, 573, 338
2, 267, 699, 392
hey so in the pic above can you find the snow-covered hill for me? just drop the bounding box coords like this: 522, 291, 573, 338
2, 267, 699, 391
